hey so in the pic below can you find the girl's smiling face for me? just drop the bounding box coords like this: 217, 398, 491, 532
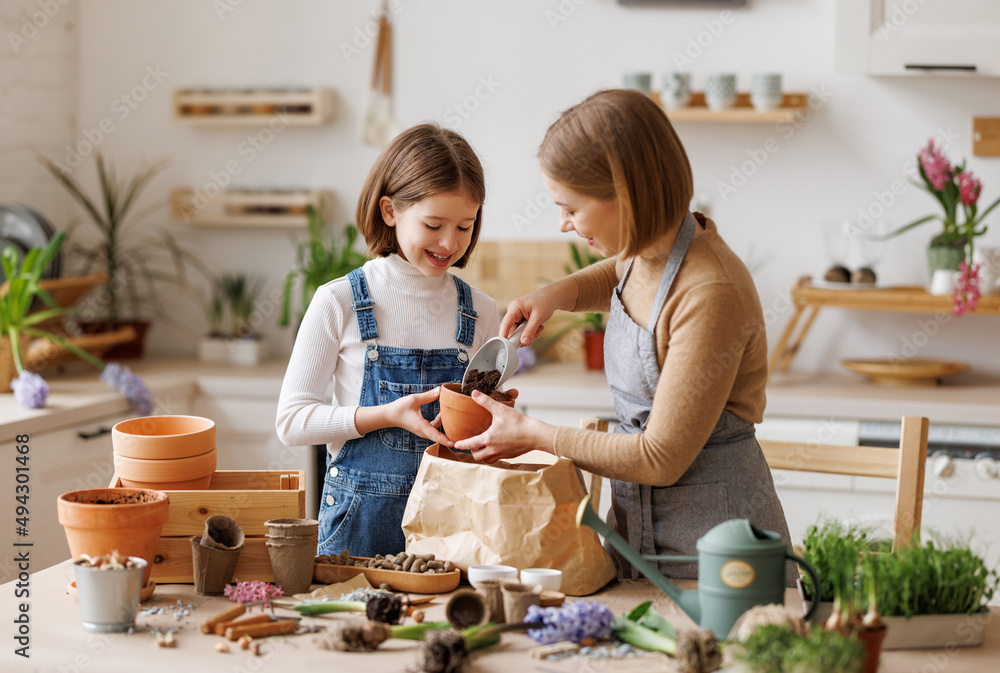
380, 189, 479, 277
543, 174, 622, 257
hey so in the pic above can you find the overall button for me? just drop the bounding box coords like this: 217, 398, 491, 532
329, 466, 339, 478
326, 495, 336, 506
458, 352, 469, 363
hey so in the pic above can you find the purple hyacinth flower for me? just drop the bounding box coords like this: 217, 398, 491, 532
11, 371, 49, 409
101, 363, 155, 416
525, 600, 613, 645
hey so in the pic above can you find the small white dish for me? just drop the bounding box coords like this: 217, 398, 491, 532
520, 568, 562, 592
467, 564, 518, 589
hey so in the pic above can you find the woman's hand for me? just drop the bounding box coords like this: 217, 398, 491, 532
355, 388, 453, 447
453, 390, 557, 463
501, 277, 579, 347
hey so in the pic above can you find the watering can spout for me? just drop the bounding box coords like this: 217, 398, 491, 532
575, 495, 701, 626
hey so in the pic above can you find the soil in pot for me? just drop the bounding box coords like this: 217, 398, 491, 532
57, 488, 169, 587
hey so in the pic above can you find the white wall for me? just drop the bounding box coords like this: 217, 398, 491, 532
0, 0, 77, 225
50, 1, 1000, 374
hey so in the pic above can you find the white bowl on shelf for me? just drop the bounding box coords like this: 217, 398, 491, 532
467, 564, 518, 589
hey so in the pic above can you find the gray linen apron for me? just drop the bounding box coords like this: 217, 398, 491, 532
605, 213, 795, 584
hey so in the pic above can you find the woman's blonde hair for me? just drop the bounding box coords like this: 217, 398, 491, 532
538, 89, 693, 257
356, 123, 485, 268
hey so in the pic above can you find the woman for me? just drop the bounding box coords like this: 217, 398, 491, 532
455, 90, 794, 583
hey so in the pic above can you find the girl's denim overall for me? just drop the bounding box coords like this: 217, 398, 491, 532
316, 268, 477, 558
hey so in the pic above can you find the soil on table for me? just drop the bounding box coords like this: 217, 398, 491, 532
461, 368, 502, 396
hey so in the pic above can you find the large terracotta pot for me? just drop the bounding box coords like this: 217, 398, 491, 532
112, 416, 216, 490
57, 488, 169, 587
439, 382, 514, 442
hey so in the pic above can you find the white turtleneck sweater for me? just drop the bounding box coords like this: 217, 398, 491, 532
275, 254, 500, 454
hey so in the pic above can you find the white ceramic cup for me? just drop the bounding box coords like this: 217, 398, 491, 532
660, 72, 691, 110
467, 564, 518, 590
704, 73, 737, 111
750, 72, 783, 112
929, 269, 961, 295
973, 246, 1000, 295
622, 72, 652, 94
519, 568, 563, 592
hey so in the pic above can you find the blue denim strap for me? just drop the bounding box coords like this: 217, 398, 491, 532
452, 275, 477, 347
348, 268, 379, 341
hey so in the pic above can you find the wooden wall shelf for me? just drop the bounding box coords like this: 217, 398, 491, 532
769, 275, 1000, 374
173, 88, 336, 125
171, 188, 334, 228
657, 92, 809, 123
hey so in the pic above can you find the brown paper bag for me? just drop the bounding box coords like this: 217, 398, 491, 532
401, 445, 616, 596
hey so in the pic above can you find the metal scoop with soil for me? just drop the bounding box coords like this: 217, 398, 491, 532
460, 322, 527, 396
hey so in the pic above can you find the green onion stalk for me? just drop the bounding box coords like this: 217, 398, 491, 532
611, 601, 721, 673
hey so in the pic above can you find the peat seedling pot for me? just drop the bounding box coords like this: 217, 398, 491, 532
74, 557, 147, 633
191, 514, 245, 595
264, 517, 319, 594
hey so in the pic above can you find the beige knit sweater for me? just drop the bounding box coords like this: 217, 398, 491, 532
552, 214, 768, 487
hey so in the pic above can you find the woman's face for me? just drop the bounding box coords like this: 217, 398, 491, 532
380, 189, 479, 277
543, 174, 622, 257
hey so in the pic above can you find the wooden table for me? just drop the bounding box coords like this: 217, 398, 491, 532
768, 276, 1000, 374
3, 562, 998, 672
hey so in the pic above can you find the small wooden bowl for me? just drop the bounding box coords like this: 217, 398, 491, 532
439, 383, 514, 441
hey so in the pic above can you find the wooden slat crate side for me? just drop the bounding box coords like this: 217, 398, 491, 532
208, 470, 303, 491
160, 491, 302, 537
151, 537, 274, 584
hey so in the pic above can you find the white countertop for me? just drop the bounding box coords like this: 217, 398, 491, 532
4, 357, 999, 444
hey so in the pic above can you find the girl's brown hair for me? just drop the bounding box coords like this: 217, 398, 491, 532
538, 89, 693, 258
356, 123, 485, 268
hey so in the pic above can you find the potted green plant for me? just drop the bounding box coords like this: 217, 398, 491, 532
564, 243, 607, 371
279, 204, 367, 329
1, 234, 154, 413
800, 519, 998, 651
39, 152, 204, 358
199, 272, 267, 366
882, 139, 999, 314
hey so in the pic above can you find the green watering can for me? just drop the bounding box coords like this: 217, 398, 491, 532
576, 495, 820, 637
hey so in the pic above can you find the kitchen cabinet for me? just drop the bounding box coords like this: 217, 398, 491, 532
192, 386, 316, 519
836, 0, 1000, 76
0, 411, 136, 580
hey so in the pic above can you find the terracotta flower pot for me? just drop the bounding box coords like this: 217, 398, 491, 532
113, 449, 217, 490
857, 624, 888, 673
584, 330, 605, 371
439, 382, 514, 442
112, 415, 215, 459
57, 489, 169, 587
112, 415, 216, 490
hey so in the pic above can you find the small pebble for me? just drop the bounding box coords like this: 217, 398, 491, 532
215, 642, 230, 653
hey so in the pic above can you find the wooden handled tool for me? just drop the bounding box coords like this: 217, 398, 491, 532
214, 614, 270, 636
225, 619, 299, 641
200, 604, 246, 634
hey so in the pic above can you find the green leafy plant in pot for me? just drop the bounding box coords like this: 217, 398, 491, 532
199, 272, 267, 365
881, 139, 999, 315
40, 153, 205, 358
564, 243, 607, 371
279, 204, 367, 329
1, 233, 154, 413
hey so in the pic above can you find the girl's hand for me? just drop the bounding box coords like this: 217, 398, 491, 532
387, 388, 453, 448
454, 390, 557, 463
501, 278, 579, 347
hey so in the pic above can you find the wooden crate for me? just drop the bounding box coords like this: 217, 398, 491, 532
108, 470, 306, 583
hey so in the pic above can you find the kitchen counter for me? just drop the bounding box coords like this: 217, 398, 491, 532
5, 358, 1000, 445
2, 563, 997, 673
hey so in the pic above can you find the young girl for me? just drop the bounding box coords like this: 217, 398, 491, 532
276, 124, 499, 558
455, 90, 795, 584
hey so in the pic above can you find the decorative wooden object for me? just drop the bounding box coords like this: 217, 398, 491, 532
171, 188, 334, 228
656, 91, 810, 123
173, 88, 336, 125
973, 117, 1000, 157
313, 556, 461, 594
108, 470, 306, 583
759, 415, 929, 551
769, 276, 1000, 374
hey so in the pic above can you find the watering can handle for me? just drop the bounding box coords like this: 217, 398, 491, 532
787, 551, 821, 622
